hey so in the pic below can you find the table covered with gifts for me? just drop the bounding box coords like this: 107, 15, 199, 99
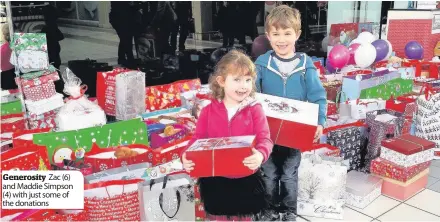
1, 29, 440, 221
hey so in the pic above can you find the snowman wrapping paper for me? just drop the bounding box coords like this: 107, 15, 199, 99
33, 118, 149, 165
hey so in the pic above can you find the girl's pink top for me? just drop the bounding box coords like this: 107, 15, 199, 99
1, 42, 14, 71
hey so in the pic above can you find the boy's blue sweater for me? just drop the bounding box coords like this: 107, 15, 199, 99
255, 50, 327, 126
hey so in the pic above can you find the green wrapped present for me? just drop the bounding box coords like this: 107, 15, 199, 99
360, 78, 413, 100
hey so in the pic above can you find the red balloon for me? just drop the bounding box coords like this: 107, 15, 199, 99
348, 43, 361, 65
328, 44, 350, 69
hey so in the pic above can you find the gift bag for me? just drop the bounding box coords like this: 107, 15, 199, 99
1, 145, 50, 171
414, 87, 440, 156
297, 153, 347, 220
12, 128, 51, 148
85, 163, 152, 184
1, 100, 22, 115
9, 33, 49, 73
323, 81, 342, 102
55, 68, 106, 131
143, 173, 195, 221
0, 113, 26, 134
84, 179, 145, 221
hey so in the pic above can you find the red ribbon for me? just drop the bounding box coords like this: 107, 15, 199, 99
420, 84, 439, 101
65, 85, 88, 102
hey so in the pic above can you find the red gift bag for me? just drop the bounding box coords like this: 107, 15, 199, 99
1, 145, 50, 171
0, 113, 26, 134
12, 128, 51, 148
84, 143, 153, 173
84, 179, 144, 221
385, 96, 417, 118
10, 209, 86, 221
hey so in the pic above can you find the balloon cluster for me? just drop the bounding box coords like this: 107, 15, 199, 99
327, 32, 394, 71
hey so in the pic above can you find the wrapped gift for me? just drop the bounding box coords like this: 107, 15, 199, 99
327, 101, 337, 116
376, 169, 429, 201
1, 100, 22, 115
174, 78, 202, 93
402, 60, 440, 79
0, 113, 26, 134
380, 134, 436, 167
341, 69, 411, 101
97, 68, 146, 119
256, 93, 318, 151
26, 109, 58, 130
84, 179, 144, 221
152, 136, 191, 166
9, 33, 49, 73
141, 158, 183, 180
85, 162, 151, 183
55, 68, 106, 131
414, 87, 440, 150
370, 157, 431, 182
185, 136, 255, 177
142, 173, 195, 221
33, 118, 149, 165
16, 71, 59, 102
345, 171, 383, 209
1, 145, 50, 170
145, 83, 182, 112
385, 97, 417, 118
19, 64, 57, 80
12, 128, 51, 148
25, 93, 64, 115
10, 209, 86, 221
84, 143, 153, 173
150, 124, 188, 149
1, 89, 20, 103
297, 153, 347, 220
323, 80, 341, 102
327, 124, 367, 171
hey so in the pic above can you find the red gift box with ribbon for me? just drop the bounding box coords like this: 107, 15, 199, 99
84, 143, 153, 173
185, 136, 256, 178
385, 96, 417, 118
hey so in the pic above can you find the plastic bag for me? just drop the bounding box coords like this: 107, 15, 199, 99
55, 68, 106, 131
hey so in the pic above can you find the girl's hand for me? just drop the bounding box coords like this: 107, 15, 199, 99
314, 125, 324, 143
243, 148, 264, 170
182, 153, 195, 173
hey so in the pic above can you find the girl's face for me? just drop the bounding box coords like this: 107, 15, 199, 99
217, 72, 253, 106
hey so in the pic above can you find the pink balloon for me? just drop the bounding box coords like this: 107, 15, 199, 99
328, 44, 350, 69
348, 43, 361, 65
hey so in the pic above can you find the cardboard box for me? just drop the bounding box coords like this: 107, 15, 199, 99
256, 93, 318, 152
185, 136, 255, 177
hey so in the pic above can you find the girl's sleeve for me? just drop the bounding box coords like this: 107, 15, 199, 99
251, 104, 274, 162
180, 106, 209, 156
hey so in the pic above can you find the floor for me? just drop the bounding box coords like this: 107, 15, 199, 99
58, 24, 440, 222
298, 159, 440, 222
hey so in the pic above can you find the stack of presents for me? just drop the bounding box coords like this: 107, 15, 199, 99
1, 21, 440, 221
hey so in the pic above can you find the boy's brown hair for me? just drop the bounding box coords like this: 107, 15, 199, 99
209, 50, 257, 100
265, 5, 301, 33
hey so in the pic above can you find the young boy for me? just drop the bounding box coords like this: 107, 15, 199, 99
255, 5, 327, 221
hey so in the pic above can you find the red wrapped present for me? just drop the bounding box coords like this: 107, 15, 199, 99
380, 134, 436, 167
16, 72, 60, 102
152, 135, 191, 166
0, 113, 26, 134
174, 78, 202, 93
145, 83, 182, 112
84, 143, 153, 173
402, 60, 439, 79
385, 96, 417, 118
1, 145, 50, 171
257, 93, 318, 152
12, 128, 51, 148
370, 157, 431, 182
185, 136, 256, 178
26, 109, 58, 130
327, 101, 337, 116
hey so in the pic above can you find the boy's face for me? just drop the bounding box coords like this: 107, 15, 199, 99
266, 26, 301, 59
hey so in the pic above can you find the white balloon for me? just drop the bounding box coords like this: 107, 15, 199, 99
355, 43, 377, 68
357, 32, 376, 44
322, 36, 328, 52
383, 39, 393, 61
350, 38, 364, 45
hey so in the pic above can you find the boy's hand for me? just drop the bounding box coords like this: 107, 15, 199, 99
314, 125, 324, 143
182, 153, 195, 173
243, 148, 264, 170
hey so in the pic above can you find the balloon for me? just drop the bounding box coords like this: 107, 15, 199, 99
321, 36, 328, 52
328, 44, 350, 69
372, 39, 390, 62
326, 59, 336, 73
354, 43, 376, 68
251, 35, 272, 58
383, 39, 393, 60
350, 38, 364, 45
405, 41, 424, 59
348, 43, 361, 65
357, 32, 376, 44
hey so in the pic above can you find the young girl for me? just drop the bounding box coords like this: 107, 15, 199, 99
182, 50, 273, 221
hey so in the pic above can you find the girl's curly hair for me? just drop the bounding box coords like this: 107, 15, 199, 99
208, 50, 257, 100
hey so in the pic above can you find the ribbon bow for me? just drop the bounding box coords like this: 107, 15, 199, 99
420, 84, 439, 101
65, 85, 88, 102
